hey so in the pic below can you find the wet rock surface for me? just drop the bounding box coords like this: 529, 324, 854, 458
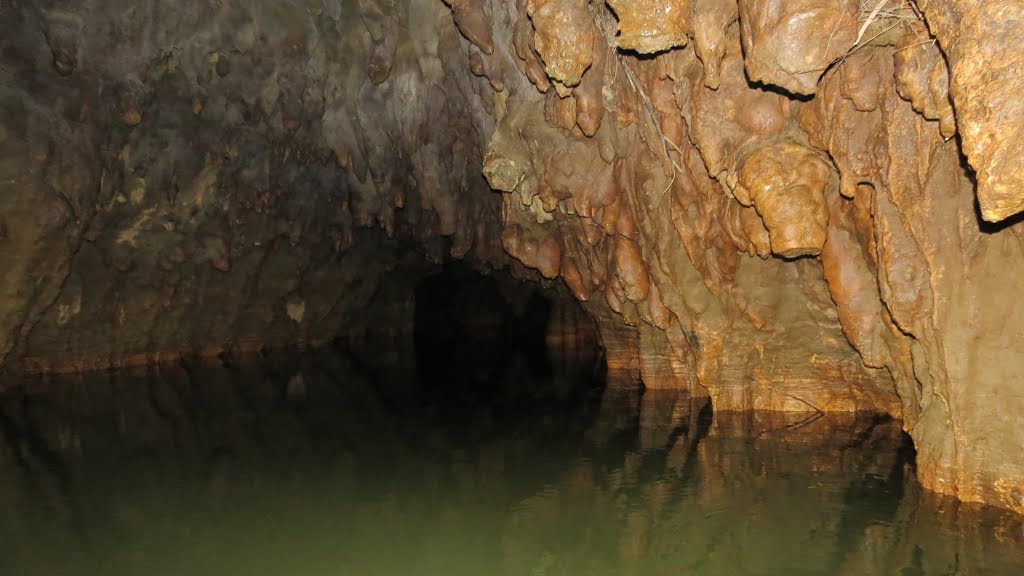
2, 0, 1024, 514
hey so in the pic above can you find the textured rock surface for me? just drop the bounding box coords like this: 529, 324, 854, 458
735, 140, 831, 257
917, 0, 1024, 222
606, 0, 691, 54
441, 0, 1024, 514
0, 0, 512, 372
738, 0, 857, 95
3, 0, 1024, 514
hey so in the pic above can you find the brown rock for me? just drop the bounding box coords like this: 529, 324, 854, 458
820, 196, 888, 368
605, 0, 691, 54
689, 47, 791, 178
573, 33, 607, 136
612, 235, 650, 303
917, 0, 1024, 222
737, 0, 857, 95
513, 2, 552, 93
502, 222, 562, 278
690, 0, 738, 88
736, 140, 832, 257
445, 0, 495, 54
7, 0, 1024, 518
526, 0, 594, 86
893, 21, 956, 139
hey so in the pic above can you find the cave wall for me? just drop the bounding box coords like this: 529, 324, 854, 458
0, 0, 513, 372
434, 0, 1024, 513
2, 0, 1024, 513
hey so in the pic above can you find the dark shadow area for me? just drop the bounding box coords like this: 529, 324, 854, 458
413, 261, 605, 415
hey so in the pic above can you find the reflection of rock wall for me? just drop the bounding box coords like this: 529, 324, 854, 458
504, 395, 1024, 575
437, 0, 1024, 513
4, 366, 1020, 575
0, 347, 607, 574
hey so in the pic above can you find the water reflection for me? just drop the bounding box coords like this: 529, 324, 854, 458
0, 347, 1021, 576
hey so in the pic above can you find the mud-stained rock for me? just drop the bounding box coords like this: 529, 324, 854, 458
612, 236, 649, 303
893, 20, 956, 139
526, 0, 594, 87
444, 0, 495, 54
820, 196, 887, 368
917, 0, 1024, 222
735, 141, 832, 257
513, 1, 552, 93
737, 0, 858, 95
690, 0, 738, 89
573, 33, 607, 136
689, 47, 792, 178
605, 0, 691, 54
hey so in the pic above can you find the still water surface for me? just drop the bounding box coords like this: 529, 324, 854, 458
0, 344, 1021, 576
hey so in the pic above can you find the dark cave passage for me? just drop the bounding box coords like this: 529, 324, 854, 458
411, 262, 605, 411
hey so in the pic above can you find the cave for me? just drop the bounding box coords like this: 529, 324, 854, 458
2, 0, 1024, 573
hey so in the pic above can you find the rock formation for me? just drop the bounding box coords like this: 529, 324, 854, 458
0, 0, 511, 373
2, 0, 1024, 514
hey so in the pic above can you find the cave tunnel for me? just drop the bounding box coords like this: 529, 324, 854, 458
411, 261, 603, 407
2, 0, 1024, 573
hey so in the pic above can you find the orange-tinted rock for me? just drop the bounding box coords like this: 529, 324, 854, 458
502, 222, 562, 278
916, 0, 1024, 222
690, 0, 738, 89
561, 247, 592, 301
893, 21, 956, 139
820, 197, 888, 368
573, 33, 606, 136
544, 91, 578, 130
798, 53, 888, 199
444, 0, 495, 54
513, 1, 551, 93
526, 0, 594, 86
641, 280, 674, 330
736, 141, 832, 258
689, 46, 791, 178
722, 201, 771, 258
605, 0, 691, 54
737, 0, 857, 95
575, 160, 619, 218
612, 236, 650, 303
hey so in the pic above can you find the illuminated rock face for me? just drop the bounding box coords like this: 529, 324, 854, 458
3, 0, 1024, 514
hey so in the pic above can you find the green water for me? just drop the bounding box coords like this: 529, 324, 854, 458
0, 346, 1021, 576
